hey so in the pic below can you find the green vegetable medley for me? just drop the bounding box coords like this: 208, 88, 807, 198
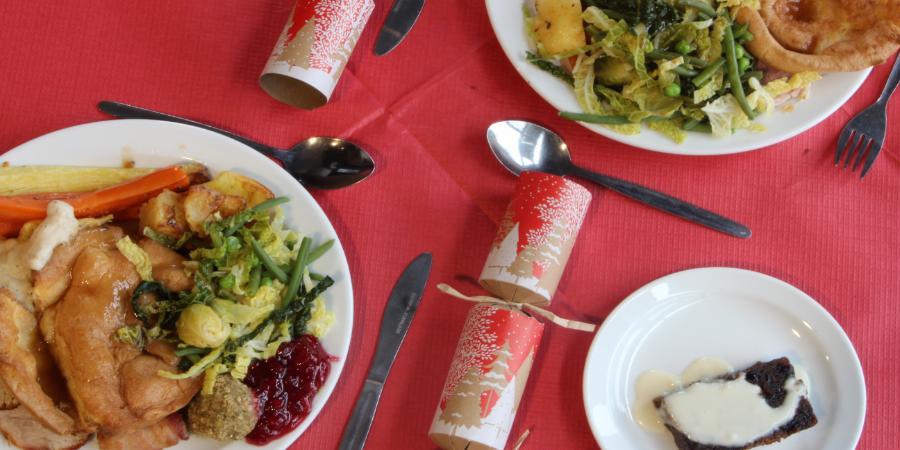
525, 0, 821, 142
120, 197, 336, 395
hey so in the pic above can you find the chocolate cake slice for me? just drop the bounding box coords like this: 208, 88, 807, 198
653, 358, 817, 450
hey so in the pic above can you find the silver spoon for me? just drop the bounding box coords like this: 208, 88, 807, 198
98, 101, 375, 190
487, 120, 751, 239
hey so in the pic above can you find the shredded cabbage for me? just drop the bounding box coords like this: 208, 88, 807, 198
116, 236, 153, 281
765, 72, 822, 99
582, 6, 618, 33
306, 297, 335, 338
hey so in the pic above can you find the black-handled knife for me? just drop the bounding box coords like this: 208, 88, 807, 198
338, 253, 432, 450
374, 0, 426, 56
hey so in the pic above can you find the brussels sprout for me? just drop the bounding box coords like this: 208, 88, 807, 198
176, 304, 231, 348
596, 57, 635, 87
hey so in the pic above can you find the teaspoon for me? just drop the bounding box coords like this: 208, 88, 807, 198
98, 101, 375, 190
487, 120, 751, 238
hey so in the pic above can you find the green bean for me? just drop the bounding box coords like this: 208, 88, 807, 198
309, 272, 325, 281
559, 112, 672, 124
224, 196, 290, 235
282, 237, 312, 306
724, 26, 757, 119
246, 266, 262, 295
691, 58, 724, 87
647, 51, 708, 68
673, 66, 699, 77
678, 0, 717, 17
733, 23, 749, 38
559, 112, 633, 124
305, 239, 335, 265
250, 238, 287, 283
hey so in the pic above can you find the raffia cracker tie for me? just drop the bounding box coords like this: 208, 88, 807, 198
437, 283, 596, 332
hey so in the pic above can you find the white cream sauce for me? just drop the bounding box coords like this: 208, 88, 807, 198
663, 374, 807, 446
633, 357, 733, 433
22, 201, 78, 271
634, 357, 811, 447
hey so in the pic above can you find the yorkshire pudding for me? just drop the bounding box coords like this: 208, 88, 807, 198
736, 0, 900, 73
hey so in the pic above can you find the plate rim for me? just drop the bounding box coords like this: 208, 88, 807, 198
0, 119, 354, 450
581, 266, 866, 449
484, 0, 872, 155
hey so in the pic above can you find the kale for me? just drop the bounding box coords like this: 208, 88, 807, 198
588, 0, 682, 35
526, 52, 574, 85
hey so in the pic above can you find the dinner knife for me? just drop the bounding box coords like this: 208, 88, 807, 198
374, 0, 425, 56
338, 252, 432, 450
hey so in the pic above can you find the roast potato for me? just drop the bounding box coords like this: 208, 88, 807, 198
203, 172, 274, 208
182, 185, 247, 235
139, 190, 188, 239
532, 0, 586, 56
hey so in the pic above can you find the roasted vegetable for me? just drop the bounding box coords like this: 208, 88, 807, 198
203, 171, 274, 208
0, 163, 207, 196
139, 190, 188, 239
0, 165, 192, 222
532, 0, 587, 56
182, 185, 246, 235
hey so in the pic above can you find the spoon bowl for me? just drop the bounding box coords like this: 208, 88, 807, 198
487, 120, 572, 176
281, 137, 375, 190
486, 119, 751, 238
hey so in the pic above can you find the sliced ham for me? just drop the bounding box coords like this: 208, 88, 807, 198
0, 406, 88, 450
96, 414, 187, 450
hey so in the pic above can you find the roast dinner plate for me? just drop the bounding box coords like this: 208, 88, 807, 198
0, 119, 354, 450
582, 267, 865, 450
485, 0, 872, 155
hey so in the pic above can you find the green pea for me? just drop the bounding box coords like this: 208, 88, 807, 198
664, 83, 681, 97
261, 276, 273, 287
735, 45, 746, 59
675, 40, 692, 55
738, 57, 752, 72
219, 274, 236, 290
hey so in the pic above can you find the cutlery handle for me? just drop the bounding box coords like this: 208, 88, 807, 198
877, 56, 900, 105
338, 380, 384, 450
569, 165, 751, 239
97, 101, 281, 156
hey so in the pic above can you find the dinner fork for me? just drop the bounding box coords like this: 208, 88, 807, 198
834, 56, 900, 178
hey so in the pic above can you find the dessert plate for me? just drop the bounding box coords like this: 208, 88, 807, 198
485, 0, 871, 155
582, 267, 865, 450
0, 119, 354, 450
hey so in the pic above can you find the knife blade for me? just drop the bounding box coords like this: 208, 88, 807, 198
338, 252, 432, 450
374, 0, 425, 56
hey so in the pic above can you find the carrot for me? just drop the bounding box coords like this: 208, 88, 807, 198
0, 221, 24, 238
0, 166, 189, 222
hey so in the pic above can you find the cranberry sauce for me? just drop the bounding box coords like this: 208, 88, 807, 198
243, 335, 331, 445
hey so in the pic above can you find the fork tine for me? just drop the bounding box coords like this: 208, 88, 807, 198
843, 133, 864, 169
860, 141, 884, 179
835, 128, 854, 165
852, 136, 872, 171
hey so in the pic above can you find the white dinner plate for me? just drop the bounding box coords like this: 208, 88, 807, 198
0, 119, 354, 450
582, 267, 865, 450
484, 1, 871, 155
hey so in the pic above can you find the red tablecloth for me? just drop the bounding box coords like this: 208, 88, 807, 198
1, 1, 898, 449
